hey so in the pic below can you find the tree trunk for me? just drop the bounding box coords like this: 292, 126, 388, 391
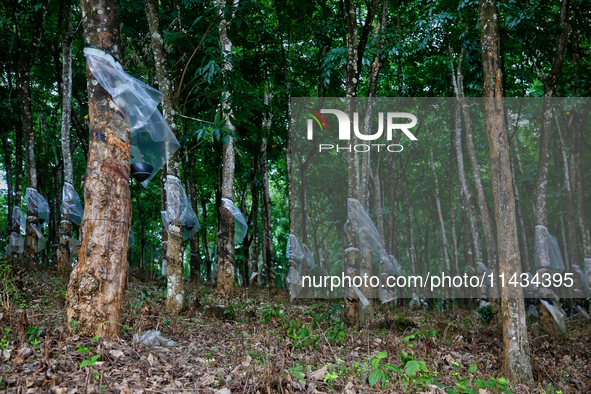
534, 0, 570, 279
66, 0, 131, 337
145, 0, 185, 313
456, 60, 498, 293
135, 183, 146, 269
479, 0, 533, 383
430, 147, 451, 274
216, 0, 239, 295
186, 171, 202, 282
448, 41, 484, 271
260, 124, 275, 288
19, 0, 49, 269
572, 104, 591, 288
1, 126, 13, 234
555, 113, 577, 270
58, 0, 74, 278
201, 199, 212, 281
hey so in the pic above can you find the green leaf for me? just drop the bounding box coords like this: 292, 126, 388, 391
485, 378, 497, 388
469, 363, 477, 373
376, 351, 387, 359
369, 369, 385, 387
456, 379, 470, 389
405, 360, 425, 378
371, 358, 380, 369
475, 378, 486, 389
384, 364, 401, 373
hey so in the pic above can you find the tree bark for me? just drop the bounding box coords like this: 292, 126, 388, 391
145, 0, 185, 314
66, 0, 131, 337
450, 67, 483, 270
430, 147, 451, 274
19, 0, 49, 269
479, 0, 533, 383
58, 0, 74, 278
1, 126, 13, 234
572, 104, 591, 288
260, 96, 275, 288
555, 111, 577, 270
456, 59, 498, 291
216, 0, 239, 296
201, 199, 212, 281
533, 0, 570, 279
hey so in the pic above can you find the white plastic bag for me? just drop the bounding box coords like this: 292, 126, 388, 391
534, 225, 565, 273
540, 299, 566, 335
221, 198, 248, 244
133, 330, 177, 346
26, 188, 50, 226
12, 207, 25, 234
8, 232, 24, 255
61, 182, 83, 226
162, 176, 200, 240
84, 47, 180, 187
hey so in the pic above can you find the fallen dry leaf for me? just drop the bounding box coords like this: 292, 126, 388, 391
309, 365, 327, 381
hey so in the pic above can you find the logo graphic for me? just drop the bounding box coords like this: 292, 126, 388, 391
306, 109, 418, 141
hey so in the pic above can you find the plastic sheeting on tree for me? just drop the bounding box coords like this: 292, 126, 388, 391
534, 225, 565, 274
12, 207, 25, 234
84, 47, 180, 187
26, 188, 50, 226
572, 264, 589, 293
221, 198, 248, 244
287, 234, 305, 300
540, 299, 566, 336
347, 198, 398, 303
61, 182, 83, 226
8, 232, 24, 255
301, 244, 316, 271
161, 176, 200, 240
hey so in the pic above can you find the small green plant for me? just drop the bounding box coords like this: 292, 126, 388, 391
325, 318, 347, 344
477, 305, 496, 324
26, 326, 45, 349
0, 328, 12, 350
260, 304, 284, 323
368, 351, 394, 388
285, 319, 319, 349
80, 354, 100, 368
290, 364, 305, 383
70, 318, 81, 333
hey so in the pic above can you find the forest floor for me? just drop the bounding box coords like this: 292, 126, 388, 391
1, 268, 590, 394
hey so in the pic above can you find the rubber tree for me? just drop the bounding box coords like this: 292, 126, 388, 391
216, 0, 239, 295
18, 0, 49, 269
66, 0, 132, 337
58, 0, 74, 278
145, 0, 185, 314
479, 0, 533, 384
533, 0, 570, 288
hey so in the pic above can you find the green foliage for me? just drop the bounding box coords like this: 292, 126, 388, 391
477, 305, 496, 324
80, 354, 100, 369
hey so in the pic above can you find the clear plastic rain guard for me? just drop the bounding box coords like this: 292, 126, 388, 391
61, 182, 83, 226
348, 198, 398, 303
13, 206, 25, 234
161, 176, 200, 240
84, 47, 180, 187
287, 234, 305, 299
7, 207, 25, 255
534, 225, 565, 274
26, 188, 50, 226
221, 198, 248, 244
572, 264, 589, 293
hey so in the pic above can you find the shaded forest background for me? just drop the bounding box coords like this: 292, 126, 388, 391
0, 0, 590, 291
